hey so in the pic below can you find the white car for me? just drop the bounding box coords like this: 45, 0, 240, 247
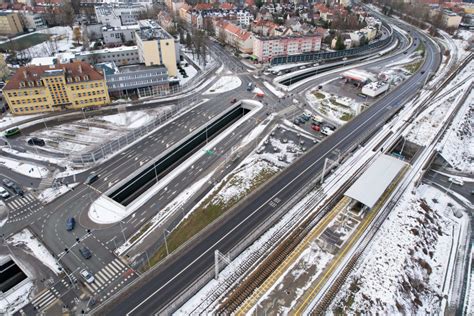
80, 270, 95, 284
448, 177, 464, 186
0, 187, 9, 198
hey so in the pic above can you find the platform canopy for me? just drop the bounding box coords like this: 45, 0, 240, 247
344, 155, 407, 209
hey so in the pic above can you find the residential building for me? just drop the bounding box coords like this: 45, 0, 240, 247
0, 11, 23, 35
20, 12, 46, 31
217, 21, 254, 54
442, 9, 463, 28
75, 46, 140, 66
3, 62, 110, 115
104, 64, 169, 97
235, 10, 253, 26
253, 34, 322, 63
165, 0, 185, 13
135, 20, 178, 76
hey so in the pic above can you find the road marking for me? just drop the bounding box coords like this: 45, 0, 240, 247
103, 266, 115, 278
95, 272, 107, 285
107, 262, 119, 274
111, 259, 124, 270
84, 282, 95, 293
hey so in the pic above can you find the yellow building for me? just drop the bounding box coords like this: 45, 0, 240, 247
0, 12, 23, 36
135, 22, 178, 77
3, 61, 110, 115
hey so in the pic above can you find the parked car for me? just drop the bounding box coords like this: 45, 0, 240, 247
85, 173, 99, 185
293, 118, 300, 126
66, 217, 75, 231
80, 269, 95, 284
0, 186, 9, 198
27, 137, 45, 146
311, 124, 321, 132
230, 98, 237, 104
2, 178, 14, 188
79, 247, 92, 259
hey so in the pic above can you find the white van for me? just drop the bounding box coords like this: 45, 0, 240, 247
448, 177, 464, 186
321, 127, 334, 136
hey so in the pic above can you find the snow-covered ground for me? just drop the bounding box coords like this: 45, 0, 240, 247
0, 275, 34, 315
37, 183, 79, 204
0, 112, 45, 130
203, 76, 242, 94
19, 26, 80, 59
405, 60, 473, 150
0, 155, 49, 178
306, 89, 361, 124
331, 184, 467, 314
437, 88, 473, 173
267, 62, 311, 73
263, 81, 285, 98
7, 229, 63, 274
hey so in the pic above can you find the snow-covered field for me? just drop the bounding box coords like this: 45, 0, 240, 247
306, 89, 360, 125
0, 155, 49, 178
19, 26, 79, 59
0, 112, 45, 130
437, 88, 473, 173
331, 184, 467, 314
7, 229, 63, 274
203, 76, 242, 94
406, 61, 473, 151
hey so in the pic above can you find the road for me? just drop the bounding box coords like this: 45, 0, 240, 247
98, 25, 441, 315
1, 12, 435, 315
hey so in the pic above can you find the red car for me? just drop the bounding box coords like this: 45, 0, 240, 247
311, 124, 320, 132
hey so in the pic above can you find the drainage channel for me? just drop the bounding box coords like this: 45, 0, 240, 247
107, 103, 251, 207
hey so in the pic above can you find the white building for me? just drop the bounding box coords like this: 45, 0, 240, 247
361, 81, 389, 97
20, 12, 46, 31
74, 46, 140, 66
102, 25, 139, 45
236, 11, 253, 27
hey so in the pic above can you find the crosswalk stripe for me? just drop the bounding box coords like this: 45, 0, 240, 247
112, 259, 125, 269
8, 200, 19, 208
31, 290, 52, 305
38, 295, 57, 309
84, 282, 95, 293
91, 282, 99, 291
33, 291, 54, 306
96, 271, 108, 284
101, 267, 114, 279
107, 262, 119, 274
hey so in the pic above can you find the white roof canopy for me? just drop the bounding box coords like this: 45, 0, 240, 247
344, 155, 407, 208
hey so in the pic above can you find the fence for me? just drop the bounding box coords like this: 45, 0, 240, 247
69, 95, 200, 165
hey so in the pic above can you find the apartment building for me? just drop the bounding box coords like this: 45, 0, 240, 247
102, 25, 139, 45
0, 11, 23, 35
20, 12, 46, 31
253, 34, 322, 63
95, 4, 146, 27
135, 20, 178, 77
3, 62, 110, 115
216, 21, 254, 54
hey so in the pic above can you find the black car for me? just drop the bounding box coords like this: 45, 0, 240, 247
85, 173, 99, 185
27, 137, 45, 146
66, 217, 75, 231
79, 247, 92, 259
12, 184, 24, 196
2, 178, 14, 188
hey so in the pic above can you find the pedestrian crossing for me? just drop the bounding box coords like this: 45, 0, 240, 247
30, 287, 59, 312
82, 258, 131, 294
6, 193, 37, 209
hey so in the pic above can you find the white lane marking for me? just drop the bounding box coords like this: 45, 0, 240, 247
126, 77, 415, 315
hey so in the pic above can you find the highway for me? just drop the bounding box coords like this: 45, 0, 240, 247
98, 24, 441, 315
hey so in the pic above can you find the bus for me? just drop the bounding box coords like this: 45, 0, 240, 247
4, 127, 20, 137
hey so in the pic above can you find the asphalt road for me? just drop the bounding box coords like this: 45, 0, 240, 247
100, 24, 441, 315
2, 13, 435, 315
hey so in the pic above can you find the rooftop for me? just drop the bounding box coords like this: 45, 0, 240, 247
136, 20, 173, 41
75, 46, 138, 56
